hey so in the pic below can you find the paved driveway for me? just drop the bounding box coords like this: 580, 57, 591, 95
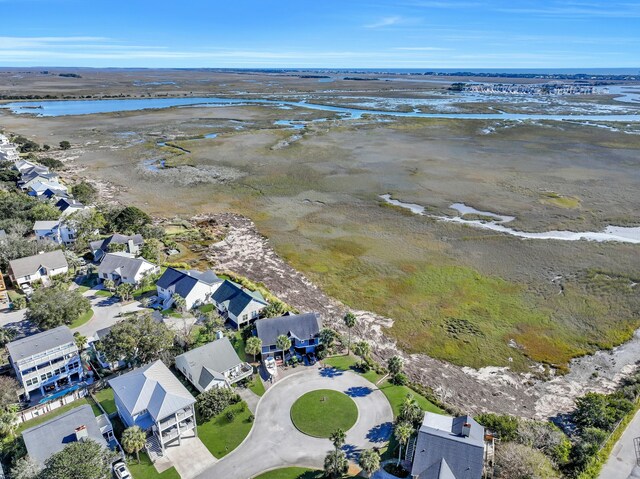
165, 433, 217, 479
73, 287, 145, 338
195, 367, 393, 479
600, 409, 640, 479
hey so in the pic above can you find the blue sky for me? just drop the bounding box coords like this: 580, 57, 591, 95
0, 0, 638, 68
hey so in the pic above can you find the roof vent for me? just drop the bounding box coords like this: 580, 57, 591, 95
75, 424, 89, 442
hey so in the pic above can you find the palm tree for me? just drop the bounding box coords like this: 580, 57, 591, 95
343, 312, 356, 354
73, 332, 87, 351
245, 337, 262, 362
201, 315, 221, 341
172, 293, 187, 312
387, 355, 404, 375
121, 426, 146, 464
358, 449, 381, 477
399, 395, 423, 426
330, 428, 346, 451
103, 279, 115, 293
116, 283, 134, 302
353, 341, 371, 361
263, 301, 287, 318
394, 421, 413, 465
0, 328, 16, 348
324, 449, 349, 479
276, 334, 292, 362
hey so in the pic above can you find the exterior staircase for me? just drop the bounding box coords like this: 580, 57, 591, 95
145, 435, 163, 463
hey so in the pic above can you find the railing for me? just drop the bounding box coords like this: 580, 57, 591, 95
15, 387, 88, 425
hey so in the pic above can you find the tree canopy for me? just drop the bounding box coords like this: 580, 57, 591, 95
71, 181, 98, 204
98, 313, 174, 365
42, 439, 115, 479
106, 206, 151, 234
573, 392, 634, 432
26, 285, 91, 330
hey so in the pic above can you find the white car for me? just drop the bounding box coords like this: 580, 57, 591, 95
113, 460, 131, 479
20, 284, 34, 297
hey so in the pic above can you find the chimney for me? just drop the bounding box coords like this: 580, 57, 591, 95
461, 422, 471, 438
75, 425, 89, 442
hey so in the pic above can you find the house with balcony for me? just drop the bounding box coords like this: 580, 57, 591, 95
175, 337, 253, 392
109, 360, 196, 458
89, 233, 144, 262
255, 312, 322, 362
21, 404, 114, 466
8, 250, 69, 287
33, 220, 77, 245
97, 252, 158, 286
7, 326, 84, 401
156, 267, 222, 311
409, 412, 495, 479
211, 280, 268, 329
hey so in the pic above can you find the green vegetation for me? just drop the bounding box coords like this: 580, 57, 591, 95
197, 401, 253, 458
540, 192, 581, 209
93, 387, 117, 415
253, 468, 324, 479
379, 382, 444, 416
290, 390, 358, 438
128, 451, 180, 479
70, 309, 94, 329
95, 289, 113, 297
324, 354, 382, 384
26, 285, 92, 330
248, 374, 266, 397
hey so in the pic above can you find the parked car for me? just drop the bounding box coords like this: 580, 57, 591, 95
113, 460, 131, 479
20, 284, 33, 297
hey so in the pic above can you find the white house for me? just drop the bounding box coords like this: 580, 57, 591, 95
97, 252, 159, 286
175, 337, 253, 392
13, 160, 41, 174
155, 267, 222, 311
33, 220, 77, 245
211, 280, 268, 329
8, 250, 69, 287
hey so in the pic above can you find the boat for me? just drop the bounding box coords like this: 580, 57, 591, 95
264, 357, 278, 378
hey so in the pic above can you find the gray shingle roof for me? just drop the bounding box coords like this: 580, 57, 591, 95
22, 404, 108, 466
175, 337, 243, 390
212, 280, 267, 317
8, 250, 68, 280
108, 360, 195, 422
89, 234, 144, 254
156, 267, 221, 298
411, 413, 485, 479
97, 252, 154, 279
7, 325, 75, 362
255, 312, 322, 346
33, 220, 62, 231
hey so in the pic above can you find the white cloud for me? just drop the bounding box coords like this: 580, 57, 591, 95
364, 16, 403, 28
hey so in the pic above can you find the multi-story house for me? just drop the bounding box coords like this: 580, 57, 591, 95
33, 220, 77, 245
156, 267, 222, 311
7, 326, 84, 401
175, 337, 253, 392
211, 280, 268, 329
109, 360, 196, 459
255, 312, 322, 362
8, 250, 69, 287
97, 252, 159, 286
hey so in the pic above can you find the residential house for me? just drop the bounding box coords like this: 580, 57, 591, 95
6, 326, 83, 401
409, 412, 495, 479
156, 267, 222, 311
211, 280, 268, 329
97, 252, 158, 286
0, 141, 19, 162
21, 404, 114, 466
33, 220, 77, 245
41, 187, 71, 202
8, 250, 69, 287
13, 159, 40, 173
0, 229, 6, 240
28, 180, 68, 198
90, 326, 127, 371
175, 337, 252, 392
56, 198, 87, 216
255, 312, 322, 361
18, 168, 59, 191
89, 233, 144, 262
109, 360, 196, 457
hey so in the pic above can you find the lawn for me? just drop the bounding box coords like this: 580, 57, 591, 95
75, 285, 90, 294
232, 332, 248, 362
248, 374, 265, 397
197, 401, 253, 458
324, 354, 382, 384
16, 397, 102, 435
199, 303, 214, 313
93, 387, 117, 415
128, 451, 180, 479
253, 468, 324, 479
95, 289, 113, 297
290, 390, 358, 438
70, 309, 94, 329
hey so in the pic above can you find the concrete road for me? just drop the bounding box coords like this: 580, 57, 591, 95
73, 287, 145, 338
600, 409, 640, 479
195, 367, 393, 479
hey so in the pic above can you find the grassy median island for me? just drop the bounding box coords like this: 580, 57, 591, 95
290, 390, 358, 438
253, 468, 324, 479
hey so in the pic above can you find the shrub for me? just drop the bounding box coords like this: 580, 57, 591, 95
476, 413, 520, 442
391, 372, 408, 386
196, 388, 241, 421
225, 410, 236, 422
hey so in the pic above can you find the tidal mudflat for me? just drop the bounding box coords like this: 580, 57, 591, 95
1, 70, 639, 381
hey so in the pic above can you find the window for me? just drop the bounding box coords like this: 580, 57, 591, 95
242, 314, 248, 321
